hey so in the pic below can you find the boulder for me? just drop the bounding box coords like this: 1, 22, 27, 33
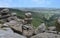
5, 20, 35, 37
48, 31, 57, 34
47, 26, 57, 34
8, 20, 19, 26
31, 32, 60, 38
48, 26, 56, 31
2, 20, 23, 34
0, 28, 27, 38
0, 24, 3, 28
22, 24, 35, 37
35, 23, 46, 34
58, 32, 60, 35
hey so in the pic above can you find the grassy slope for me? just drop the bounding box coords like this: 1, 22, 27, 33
10, 8, 43, 28
9, 8, 60, 28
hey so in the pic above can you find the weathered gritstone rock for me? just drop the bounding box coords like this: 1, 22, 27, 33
10, 21, 22, 32
0, 28, 27, 38
0, 28, 14, 35
55, 17, 60, 32
10, 24, 23, 33
35, 23, 46, 34
5, 20, 35, 37
8, 20, 19, 26
58, 32, 60, 34
8, 19, 23, 26
48, 26, 56, 31
0, 19, 6, 23
22, 24, 35, 37
6, 20, 23, 33
48, 31, 57, 34
5, 21, 34, 37
0, 24, 3, 28
14, 33, 27, 38
7, 16, 18, 21
47, 26, 57, 34
31, 32, 60, 38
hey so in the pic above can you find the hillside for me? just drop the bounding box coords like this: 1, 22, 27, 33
3, 8, 60, 28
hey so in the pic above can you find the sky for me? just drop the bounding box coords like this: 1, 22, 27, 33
0, 0, 60, 8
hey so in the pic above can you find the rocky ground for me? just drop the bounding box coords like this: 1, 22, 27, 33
0, 9, 60, 38
0, 19, 60, 38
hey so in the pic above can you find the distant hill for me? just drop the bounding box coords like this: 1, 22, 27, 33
18, 8, 60, 14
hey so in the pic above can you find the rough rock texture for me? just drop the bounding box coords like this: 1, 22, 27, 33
22, 24, 35, 37
48, 26, 56, 31
0, 24, 3, 28
0, 28, 27, 38
31, 32, 60, 38
4, 20, 23, 33
4, 20, 35, 37
1, 11, 60, 38
35, 23, 46, 34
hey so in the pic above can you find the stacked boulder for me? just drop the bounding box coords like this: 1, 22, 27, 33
22, 13, 35, 37
0, 8, 10, 22
0, 11, 35, 38
0, 8, 27, 38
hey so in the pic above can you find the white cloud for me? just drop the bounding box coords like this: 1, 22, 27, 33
0, 3, 9, 7
0, 0, 13, 7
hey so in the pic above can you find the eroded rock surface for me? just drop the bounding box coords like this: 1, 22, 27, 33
31, 32, 60, 38
0, 27, 27, 38
35, 23, 46, 34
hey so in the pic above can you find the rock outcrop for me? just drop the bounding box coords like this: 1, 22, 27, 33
31, 32, 60, 38
0, 28, 26, 38
35, 23, 46, 34
0, 9, 60, 38
22, 24, 35, 37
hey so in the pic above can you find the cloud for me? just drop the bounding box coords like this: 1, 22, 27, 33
0, 0, 13, 7
0, 2, 9, 7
